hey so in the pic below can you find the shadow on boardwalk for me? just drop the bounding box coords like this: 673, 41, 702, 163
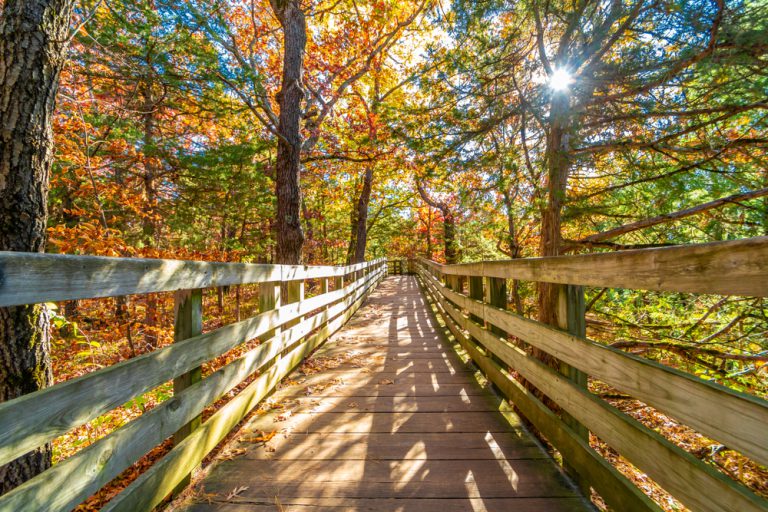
177, 276, 589, 512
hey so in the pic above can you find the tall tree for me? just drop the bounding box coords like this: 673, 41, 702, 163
269, 0, 307, 264
176, 0, 426, 263
0, 0, 74, 491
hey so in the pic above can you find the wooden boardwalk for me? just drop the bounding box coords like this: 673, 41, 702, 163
180, 276, 589, 512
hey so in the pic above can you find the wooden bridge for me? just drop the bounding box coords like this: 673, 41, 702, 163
0, 238, 766, 511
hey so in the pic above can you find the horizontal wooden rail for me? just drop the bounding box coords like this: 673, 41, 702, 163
415, 238, 768, 512
0, 251, 381, 306
421, 237, 768, 296
0, 254, 386, 511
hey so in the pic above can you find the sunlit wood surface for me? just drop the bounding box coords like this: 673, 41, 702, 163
182, 276, 588, 512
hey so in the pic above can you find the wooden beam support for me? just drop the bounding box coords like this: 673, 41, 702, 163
259, 282, 281, 340
285, 280, 305, 329
558, 284, 590, 495
486, 277, 506, 336
172, 288, 203, 493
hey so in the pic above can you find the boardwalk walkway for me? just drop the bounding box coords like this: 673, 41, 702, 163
180, 276, 589, 512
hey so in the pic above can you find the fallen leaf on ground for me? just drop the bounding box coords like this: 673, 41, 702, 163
379, 379, 394, 385
243, 430, 277, 444
225, 485, 248, 500
274, 410, 292, 422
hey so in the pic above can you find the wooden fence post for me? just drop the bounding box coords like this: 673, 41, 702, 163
559, 284, 590, 494
486, 277, 507, 336
172, 288, 203, 493
259, 282, 281, 340
320, 277, 330, 314
468, 276, 484, 323
468, 275, 488, 357
446, 275, 461, 314
285, 280, 304, 328
334, 275, 344, 293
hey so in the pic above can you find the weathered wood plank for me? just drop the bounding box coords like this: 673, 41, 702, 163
183, 498, 588, 512
271, 395, 509, 414
317, 343, 459, 355
422, 237, 768, 296
0, 252, 385, 306
239, 410, 520, 434
172, 288, 204, 493
559, 285, 590, 494
258, 281, 280, 340
284, 279, 305, 328
201, 459, 578, 498
276, 372, 492, 397
427, 270, 768, 467
300, 381, 490, 397
238, 431, 543, 460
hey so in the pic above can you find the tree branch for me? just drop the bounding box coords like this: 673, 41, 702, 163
571, 187, 768, 245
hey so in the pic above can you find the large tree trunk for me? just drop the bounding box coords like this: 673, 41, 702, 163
538, 92, 570, 327
443, 212, 458, 264
141, 83, 159, 348
0, 0, 73, 492
345, 204, 357, 264
423, 208, 433, 259
502, 190, 524, 315
527, 88, 572, 416
271, 0, 306, 265
351, 167, 374, 263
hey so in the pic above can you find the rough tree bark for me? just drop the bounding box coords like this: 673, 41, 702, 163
270, 0, 306, 264
421, 207, 433, 259
501, 189, 524, 315
351, 166, 374, 263
345, 204, 358, 264
0, 0, 74, 492
538, 91, 570, 327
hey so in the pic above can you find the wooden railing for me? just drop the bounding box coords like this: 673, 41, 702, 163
416, 237, 768, 512
0, 253, 387, 511
387, 258, 412, 275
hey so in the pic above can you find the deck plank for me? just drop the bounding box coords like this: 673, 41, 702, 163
177, 276, 589, 511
